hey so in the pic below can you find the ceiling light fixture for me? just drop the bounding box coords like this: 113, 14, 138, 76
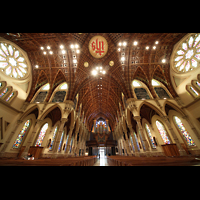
47, 46, 51, 50
62, 50, 66, 54
60, 45, 64, 49
123, 42, 127, 47
146, 46, 149, 50
133, 41, 138, 46
121, 57, 125, 61
92, 70, 97, 76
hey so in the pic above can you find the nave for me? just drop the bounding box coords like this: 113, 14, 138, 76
1, 155, 200, 166
1, 33, 200, 164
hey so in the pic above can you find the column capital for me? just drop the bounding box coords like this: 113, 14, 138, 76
134, 116, 141, 122
126, 98, 138, 113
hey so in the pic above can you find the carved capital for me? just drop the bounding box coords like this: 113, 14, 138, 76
134, 116, 141, 122
126, 98, 137, 113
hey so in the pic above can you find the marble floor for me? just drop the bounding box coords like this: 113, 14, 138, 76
93, 156, 109, 166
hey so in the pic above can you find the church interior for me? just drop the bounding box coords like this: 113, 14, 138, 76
0, 33, 200, 166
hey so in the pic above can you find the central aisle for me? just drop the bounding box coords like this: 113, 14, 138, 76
93, 156, 109, 166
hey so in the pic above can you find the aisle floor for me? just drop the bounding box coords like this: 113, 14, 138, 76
93, 156, 109, 166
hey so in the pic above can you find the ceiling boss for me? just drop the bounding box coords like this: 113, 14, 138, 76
89, 35, 108, 58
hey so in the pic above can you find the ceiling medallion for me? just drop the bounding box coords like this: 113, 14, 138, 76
88, 35, 108, 59
84, 61, 89, 67
109, 60, 114, 66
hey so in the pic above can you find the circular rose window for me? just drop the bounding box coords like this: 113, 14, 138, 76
173, 33, 200, 73
0, 42, 29, 79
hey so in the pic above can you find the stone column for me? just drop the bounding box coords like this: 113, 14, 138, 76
0, 119, 23, 156
134, 116, 150, 152
65, 124, 75, 156
127, 124, 140, 157
52, 118, 68, 157
122, 124, 132, 155
75, 125, 83, 156
161, 116, 187, 156
71, 123, 81, 155
20, 119, 43, 158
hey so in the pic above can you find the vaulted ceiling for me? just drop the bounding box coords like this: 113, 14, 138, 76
0, 33, 187, 131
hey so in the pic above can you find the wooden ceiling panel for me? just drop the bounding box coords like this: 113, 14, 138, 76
0, 33, 187, 130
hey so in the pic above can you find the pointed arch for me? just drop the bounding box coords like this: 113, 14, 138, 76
52, 69, 67, 91
35, 70, 49, 91
132, 66, 149, 85
138, 101, 165, 118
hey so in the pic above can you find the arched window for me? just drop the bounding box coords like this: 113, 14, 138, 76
35, 123, 48, 147
186, 85, 199, 98
0, 87, 8, 98
173, 116, 195, 146
51, 82, 68, 103
145, 123, 156, 149
173, 33, 200, 73
13, 120, 31, 148
151, 79, 170, 99
156, 120, 171, 144
132, 80, 151, 100
49, 126, 58, 150
33, 83, 50, 103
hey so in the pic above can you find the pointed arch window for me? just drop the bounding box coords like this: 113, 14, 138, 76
51, 82, 68, 103
151, 79, 170, 99
49, 126, 58, 150
145, 123, 156, 149
13, 120, 31, 148
0, 87, 8, 98
35, 123, 48, 147
132, 79, 151, 100
156, 120, 171, 144
174, 116, 195, 146
33, 83, 50, 103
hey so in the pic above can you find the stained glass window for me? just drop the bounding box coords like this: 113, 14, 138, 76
58, 131, 64, 152
154, 87, 170, 99
174, 116, 195, 146
33, 91, 48, 103
145, 124, 156, 148
196, 81, 200, 87
52, 91, 66, 102
35, 123, 48, 147
13, 120, 31, 148
0, 87, 8, 98
134, 88, 150, 99
6, 92, 14, 102
0, 42, 28, 79
49, 126, 58, 150
156, 120, 171, 144
190, 86, 199, 96
174, 33, 200, 73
